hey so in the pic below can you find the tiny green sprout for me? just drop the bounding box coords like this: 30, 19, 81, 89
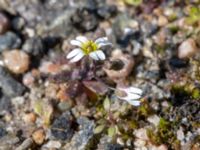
33, 100, 53, 126
108, 126, 117, 137
67, 36, 112, 63
186, 6, 200, 25
124, 0, 143, 6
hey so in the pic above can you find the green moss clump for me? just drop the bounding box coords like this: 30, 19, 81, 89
124, 0, 143, 6
171, 83, 200, 99
154, 44, 165, 54
186, 6, 200, 25
147, 118, 180, 149
138, 102, 154, 118
168, 25, 179, 34
192, 88, 200, 99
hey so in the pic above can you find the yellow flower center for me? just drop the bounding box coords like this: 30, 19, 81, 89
81, 41, 98, 55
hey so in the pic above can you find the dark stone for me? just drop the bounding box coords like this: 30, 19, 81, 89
112, 15, 141, 47
0, 66, 26, 97
0, 95, 11, 112
0, 127, 7, 138
97, 5, 117, 19
64, 117, 95, 150
77, 116, 94, 129
51, 111, 74, 140
22, 37, 45, 57
141, 22, 159, 38
71, 8, 98, 32
169, 57, 188, 68
11, 17, 25, 31
116, 30, 141, 47
7, 0, 76, 36
0, 32, 21, 52
43, 36, 61, 49
104, 144, 123, 150
84, 0, 98, 10
0, 12, 10, 34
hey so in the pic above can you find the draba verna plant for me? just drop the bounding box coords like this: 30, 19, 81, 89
66, 36, 143, 106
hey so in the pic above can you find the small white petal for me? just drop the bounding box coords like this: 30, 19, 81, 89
118, 87, 143, 95
127, 93, 141, 99
70, 40, 82, 47
76, 36, 88, 43
127, 100, 140, 106
127, 87, 143, 95
97, 42, 112, 48
95, 37, 108, 44
95, 50, 106, 60
89, 51, 99, 60
66, 48, 83, 59
69, 52, 85, 63
118, 93, 141, 101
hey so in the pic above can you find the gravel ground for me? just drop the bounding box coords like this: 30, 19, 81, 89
0, 0, 200, 150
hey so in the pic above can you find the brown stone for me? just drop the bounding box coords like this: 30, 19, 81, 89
0, 13, 9, 34
178, 38, 198, 59
3, 50, 30, 74
23, 112, 37, 124
32, 128, 46, 145
157, 15, 168, 26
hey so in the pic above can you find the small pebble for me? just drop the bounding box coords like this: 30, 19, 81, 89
157, 15, 168, 26
11, 96, 25, 107
58, 101, 73, 112
0, 13, 9, 34
16, 138, 33, 150
178, 38, 198, 59
147, 115, 160, 126
43, 140, 62, 149
23, 73, 35, 87
45, 83, 59, 99
4, 113, 12, 122
39, 61, 61, 75
3, 50, 30, 74
22, 37, 45, 57
11, 17, 25, 31
177, 127, 185, 141
0, 32, 21, 52
148, 144, 168, 150
51, 112, 74, 140
23, 112, 37, 124
134, 128, 149, 141
0, 66, 26, 97
0, 128, 7, 138
57, 85, 69, 101
97, 5, 117, 19
32, 128, 45, 145
134, 138, 146, 147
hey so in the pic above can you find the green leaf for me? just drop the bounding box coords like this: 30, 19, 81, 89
108, 126, 116, 137
186, 6, 200, 25
189, 7, 200, 16
43, 102, 53, 126
103, 97, 110, 111
33, 100, 43, 116
33, 100, 53, 126
94, 125, 105, 134
124, 0, 143, 6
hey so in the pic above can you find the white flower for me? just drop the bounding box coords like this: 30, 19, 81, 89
116, 86, 143, 106
67, 36, 112, 63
